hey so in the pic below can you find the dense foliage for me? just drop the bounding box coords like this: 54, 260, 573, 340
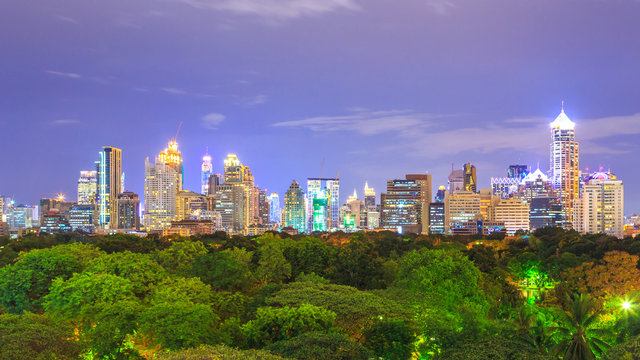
0, 228, 639, 359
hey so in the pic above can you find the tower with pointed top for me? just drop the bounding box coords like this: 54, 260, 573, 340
550, 106, 579, 226
201, 150, 213, 195
158, 140, 184, 191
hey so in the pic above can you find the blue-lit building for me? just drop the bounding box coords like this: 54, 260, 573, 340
508, 165, 529, 180
96, 146, 122, 229
268, 193, 281, 224
41, 210, 72, 234
451, 220, 505, 236
69, 205, 96, 233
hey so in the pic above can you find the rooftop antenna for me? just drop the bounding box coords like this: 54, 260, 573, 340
561, 100, 565, 112
172, 121, 183, 142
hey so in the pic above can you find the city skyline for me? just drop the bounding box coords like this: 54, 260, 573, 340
2, 0, 640, 213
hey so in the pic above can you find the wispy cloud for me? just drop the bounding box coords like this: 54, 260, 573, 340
237, 94, 268, 106
202, 112, 226, 129
427, 0, 457, 14
46, 70, 82, 79
273, 109, 445, 135
56, 15, 78, 24
161, 87, 187, 95
175, 0, 360, 20
51, 119, 80, 126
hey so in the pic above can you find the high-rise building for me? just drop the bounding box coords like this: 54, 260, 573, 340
0, 196, 4, 223
208, 174, 223, 197
282, 180, 306, 233
258, 189, 270, 225
448, 168, 464, 194
175, 190, 207, 221
345, 190, 365, 229
574, 171, 624, 238
550, 107, 580, 226
158, 140, 184, 191
77, 171, 97, 205
435, 185, 446, 202
41, 209, 72, 234
491, 177, 520, 199
380, 174, 432, 234
268, 193, 281, 224
529, 197, 564, 230
463, 163, 477, 193
307, 178, 340, 232
364, 182, 376, 209
39, 197, 74, 225
201, 150, 213, 195
429, 202, 445, 234
220, 154, 254, 231
5, 203, 38, 230
520, 168, 554, 202
508, 165, 529, 180
444, 190, 481, 234
96, 146, 122, 229
490, 198, 530, 235
116, 191, 140, 230
144, 157, 179, 231
69, 205, 96, 233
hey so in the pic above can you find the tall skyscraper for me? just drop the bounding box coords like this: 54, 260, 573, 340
463, 163, 477, 193
5, 203, 38, 230
201, 150, 213, 195
444, 190, 481, 234
429, 202, 445, 234
380, 174, 432, 234
282, 180, 306, 233
77, 171, 97, 205
69, 205, 96, 233
258, 189, 270, 224
268, 193, 281, 224
307, 178, 340, 232
220, 154, 254, 232
364, 182, 376, 209
448, 167, 464, 194
550, 106, 579, 226
158, 140, 184, 191
144, 157, 179, 231
574, 171, 624, 238
96, 146, 122, 229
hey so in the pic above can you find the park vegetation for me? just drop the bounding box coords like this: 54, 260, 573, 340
1, 228, 640, 359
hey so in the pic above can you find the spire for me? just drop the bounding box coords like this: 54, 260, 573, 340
353, 188, 357, 198
550, 103, 575, 130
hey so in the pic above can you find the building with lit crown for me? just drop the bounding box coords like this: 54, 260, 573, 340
574, 171, 624, 238
144, 157, 179, 231
550, 107, 580, 227
158, 140, 184, 191
201, 151, 213, 195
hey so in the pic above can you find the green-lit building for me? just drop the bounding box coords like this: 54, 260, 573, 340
282, 180, 306, 233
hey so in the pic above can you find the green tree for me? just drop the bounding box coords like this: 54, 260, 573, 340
363, 318, 416, 360
190, 251, 252, 291
267, 331, 373, 360
152, 240, 209, 275
0, 312, 83, 360
155, 345, 285, 360
605, 334, 640, 360
435, 336, 553, 360
551, 294, 610, 360
242, 304, 336, 347
256, 240, 292, 285
85, 251, 167, 297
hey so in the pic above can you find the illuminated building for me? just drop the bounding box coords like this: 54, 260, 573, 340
220, 154, 254, 231
429, 202, 445, 234
116, 191, 140, 230
508, 165, 529, 180
445, 190, 481, 234
201, 150, 213, 195
435, 185, 446, 202
340, 189, 364, 230
490, 197, 530, 235
363, 182, 377, 228
282, 180, 306, 233
144, 156, 179, 231
380, 174, 432, 234
69, 205, 96, 233
550, 106, 580, 226
5, 203, 38, 229
39, 198, 74, 225
258, 189, 270, 224
364, 182, 376, 209
520, 168, 554, 202
168, 219, 218, 236
448, 168, 464, 194
77, 171, 97, 205
208, 174, 223, 196
268, 193, 281, 224
158, 140, 184, 191
307, 178, 340, 232
175, 190, 207, 221
574, 171, 624, 238
463, 163, 477, 193
529, 197, 563, 230
96, 146, 122, 229
0, 196, 4, 223
41, 209, 72, 234
312, 196, 329, 232
479, 189, 500, 221
491, 177, 520, 199
213, 184, 236, 232
366, 211, 380, 229
451, 220, 505, 236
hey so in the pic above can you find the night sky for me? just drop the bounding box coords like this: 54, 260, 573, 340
2, 0, 639, 214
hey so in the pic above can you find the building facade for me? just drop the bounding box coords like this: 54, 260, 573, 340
307, 178, 340, 232
282, 180, 306, 233
77, 170, 97, 205
201, 151, 213, 195
574, 172, 624, 238
491, 197, 530, 235
144, 157, 179, 231
380, 174, 432, 234
116, 191, 140, 230
550, 108, 580, 227
96, 146, 122, 229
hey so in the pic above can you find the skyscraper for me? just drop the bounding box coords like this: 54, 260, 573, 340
77, 171, 97, 205
508, 165, 529, 180
550, 106, 579, 226
268, 193, 281, 224
201, 150, 213, 195
574, 171, 624, 238
158, 140, 184, 191
490, 197, 530, 235
282, 180, 306, 233
444, 190, 481, 234
364, 182, 376, 209
220, 154, 254, 231
380, 174, 431, 234
96, 146, 122, 229
463, 163, 477, 193
144, 157, 179, 231
307, 178, 340, 232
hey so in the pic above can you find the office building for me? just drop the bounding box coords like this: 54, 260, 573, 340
144, 157, 179, 231
258, 189, 270, 224
380, 174, 432, 234
491, 177, 520, 199
448, 168, 464, 194
550, 107, 580, 226
39, 197, 74, 224
69, 205, 96, 233
5, 203, 38, 230
176, 190, 207, 221
116, 191, 140, 230
158, 140, 184, 191
307, 178, 340, 232
463, 163, 477, 193
77, 171, 97, 205
268, 193, 281, 224
574, 171, 624, 238
201, 150, 213, 195
96, 146, 122, 229
429, 202, 445, 234
282, 180, 306, 233
445, 190, 481, 234
529, 197, 564, 230
41, 209, 72, 234
491, 197, 530, 235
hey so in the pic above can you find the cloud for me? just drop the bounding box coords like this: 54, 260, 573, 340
161, 87, 187, 95
273, 109, 444, 136
237, 94, 267, 106
427, 0, 456, 14
51, 119, 80, 125
202, 112, 226, 129
56, 15, 78, 24
175, 0, 360, 20
46, 70, 82, 79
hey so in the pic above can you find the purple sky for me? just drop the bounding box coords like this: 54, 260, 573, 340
1, 0, 640, 214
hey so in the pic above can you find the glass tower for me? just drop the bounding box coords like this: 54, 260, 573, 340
96, 146, 122, 229
550, 107, 579, 226
201, 150, 213, 195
